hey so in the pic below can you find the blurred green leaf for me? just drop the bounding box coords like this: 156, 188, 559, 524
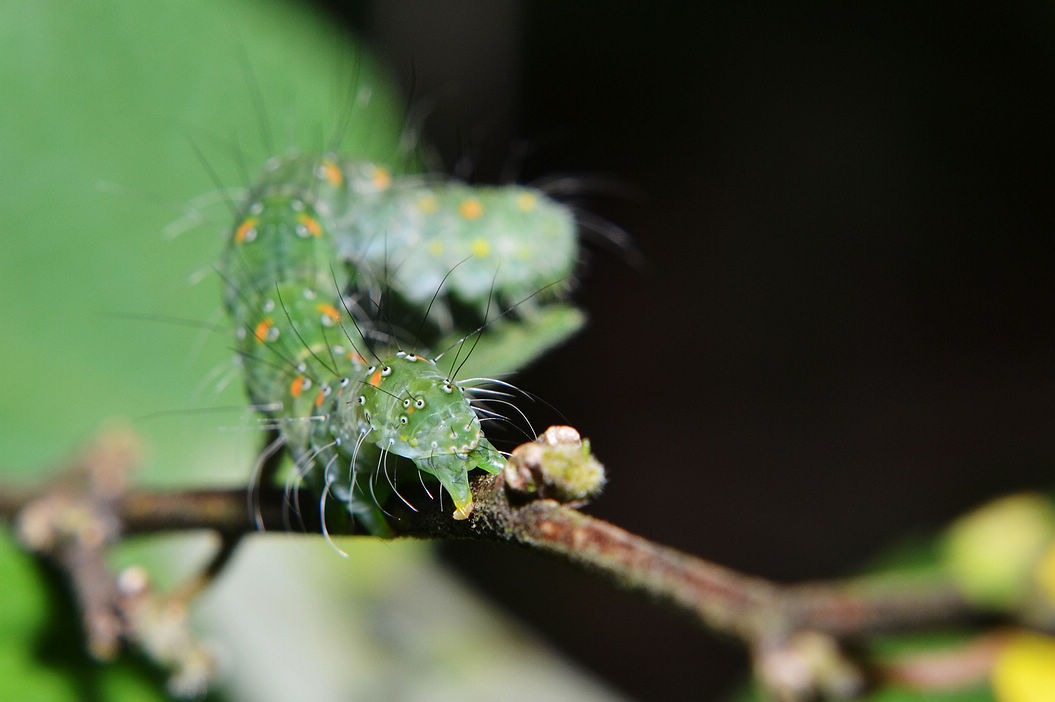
0, 0, 404, 485
0, 0, 402, 698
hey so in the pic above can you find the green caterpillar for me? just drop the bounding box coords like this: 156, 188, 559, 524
328, 159, 578, 317
223, 155, 580, 533
246, 154, 579, 318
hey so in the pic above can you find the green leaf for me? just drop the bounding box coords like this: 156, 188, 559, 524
0, 0, 404, 485
0, 0, 401, 698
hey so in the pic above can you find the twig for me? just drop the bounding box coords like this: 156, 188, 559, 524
0, 427, 983, 701
2, 474, 973, 642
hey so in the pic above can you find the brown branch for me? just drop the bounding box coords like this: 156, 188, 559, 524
0, 428, 984, 701
2, 474, 973, 642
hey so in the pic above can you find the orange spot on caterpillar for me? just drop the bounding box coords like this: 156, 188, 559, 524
297, 213, 322, 237
320, 160, 343, 186
371, 166, 391, 190
347, 352, 365, 365
235, 217, 258, 243
290, 376, 306, 398
253, 318, 274, 343
316, 303, 340, 324
369, 369, 382, 387
314, 391, 325, 407
459, 198, 484, 220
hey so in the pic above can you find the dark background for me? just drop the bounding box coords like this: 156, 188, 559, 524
324, 3, 1055, 699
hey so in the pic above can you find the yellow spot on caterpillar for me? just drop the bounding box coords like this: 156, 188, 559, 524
253, 318, 274, 343
235, 217, 258, 243
470, 238, 491, 257
459, 198, 484, 220
369, 369, 382, 387
290, 376, 306, 398
428, 240, 444, 256
316, 303, 340, 325
320, 160, 343, 186
516, 192, 537, 212
407, 406, 415, 414
371, 166, 391, 190
418, 194, 438, 213
297, 213, 322, 237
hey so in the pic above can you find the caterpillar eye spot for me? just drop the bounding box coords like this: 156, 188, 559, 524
402, 399, 411, 408
442, 383, 453, 393
381, 366, 392, 376
302, 288, 317, 300
367, 365, 376, 374
291, 198, 305, 211
248, 202, 264, 216
262, 299, 275, 313
399, 416, 408, 425
415, 399, 425, 409
357, 395, 366, 404
340, 378, 350, 387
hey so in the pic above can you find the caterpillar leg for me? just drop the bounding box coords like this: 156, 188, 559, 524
425, 457, 475, 520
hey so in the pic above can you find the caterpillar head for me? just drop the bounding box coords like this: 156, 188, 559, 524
345, 351, 504, 519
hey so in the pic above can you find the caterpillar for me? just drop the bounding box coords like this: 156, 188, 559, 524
223, 154, 580, 534
329, 158, 579, 318
246, 154, 580, 320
